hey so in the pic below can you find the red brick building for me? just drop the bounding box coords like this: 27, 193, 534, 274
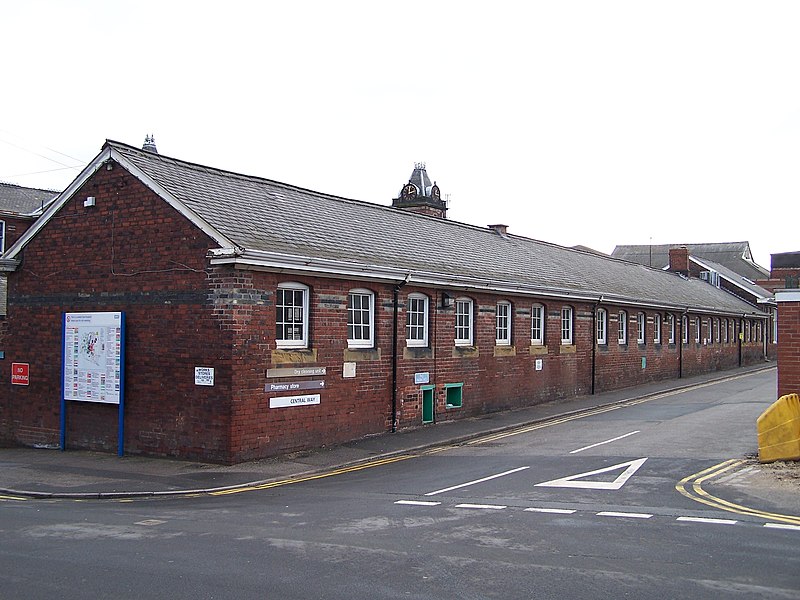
0, 140, 772, 462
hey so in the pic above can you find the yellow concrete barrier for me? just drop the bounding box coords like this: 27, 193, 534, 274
757, 393, 800, 463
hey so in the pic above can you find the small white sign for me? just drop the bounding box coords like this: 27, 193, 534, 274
535, 359, 543, 371
414, 372, 430, 384
270, 394, 321, 409
343, 362, 356, 379
195, 367, 215, 386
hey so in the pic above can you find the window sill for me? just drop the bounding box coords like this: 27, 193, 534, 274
559, 344, 576, 355
344, 347, 381, 362
452, 345, 479, 358
529, 345, 548, 356
272, 348, 318, 365
493, 345, 516, 358
403, 346, 434, 360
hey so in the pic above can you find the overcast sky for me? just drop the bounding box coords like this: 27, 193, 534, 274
2, 1, 798, 270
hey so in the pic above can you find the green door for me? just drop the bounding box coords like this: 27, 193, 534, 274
422, 386, 434, 424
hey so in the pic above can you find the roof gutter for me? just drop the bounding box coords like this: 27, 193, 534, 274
209, 249, 767, 318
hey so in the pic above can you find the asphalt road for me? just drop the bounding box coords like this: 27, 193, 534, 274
1, 370, 798, 599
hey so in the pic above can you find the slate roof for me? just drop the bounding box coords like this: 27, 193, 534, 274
2, 140, 767, 319
611, 242, 769, 282
0, 182, 58, 216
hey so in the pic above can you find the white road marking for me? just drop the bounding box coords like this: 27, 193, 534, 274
394, 500, 441, 506
764, 523, 800, 532
535, 458, 648, 490
134, 519, 166, 526
424, 466, 530, 496
676, 516, 738, 525
524, 507, 576, 514
455, 503, 507, 510
570, 431, 640, 454
597, 511, 653, 519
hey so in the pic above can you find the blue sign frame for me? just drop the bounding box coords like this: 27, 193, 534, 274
61, 312, 126, 456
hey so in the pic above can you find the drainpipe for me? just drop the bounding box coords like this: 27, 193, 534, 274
391, 274, 411, 433
679, 308, 687, 379
738, 316, 744, 367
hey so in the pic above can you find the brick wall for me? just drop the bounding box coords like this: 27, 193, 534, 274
0, 164, 234, 461
1, 214, 36, 249
777, 291, 800, 397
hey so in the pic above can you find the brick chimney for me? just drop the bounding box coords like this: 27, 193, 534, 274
668, 246, 690, 275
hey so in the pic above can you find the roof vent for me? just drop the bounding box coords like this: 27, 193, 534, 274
489, 224, 508, 236
142, 134, 158, 154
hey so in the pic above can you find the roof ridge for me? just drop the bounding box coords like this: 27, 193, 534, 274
105, 139, 553, 239
0, 180, 59, 194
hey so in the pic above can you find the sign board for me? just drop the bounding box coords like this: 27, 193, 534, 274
270, 394, 321, 409
195, 367, 215, 386
11, 362, 29, 385
414, 372, 430, 384
63, 312, 124, 404
61, 312, 126, 456
535, 359, 543, 371
343, 362, 356, 379
267, 366, 327, 378
266, 380, 325, 392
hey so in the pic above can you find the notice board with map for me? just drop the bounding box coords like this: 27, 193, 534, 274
62, 312, 125, 404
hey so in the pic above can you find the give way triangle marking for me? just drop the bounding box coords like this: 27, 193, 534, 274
534, 458, 648, 490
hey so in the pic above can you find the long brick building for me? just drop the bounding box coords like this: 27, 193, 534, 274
0, 140, 772, 462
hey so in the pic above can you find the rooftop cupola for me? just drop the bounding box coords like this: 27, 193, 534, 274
391, 162, 447, 218
142, 134, 158, 154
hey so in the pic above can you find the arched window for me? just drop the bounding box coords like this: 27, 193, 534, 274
654, 314, 662, 344
406, 293, 429, 347
531, 303, 545, 346
347, 288, 375, 348
496, 301, 512, 346
637, 312, 646, 344
276, 282, 310, 349
455, 297, 474, 346
561, 306, 573, 345
596, 308, 607, 345
618, 311, 628, 345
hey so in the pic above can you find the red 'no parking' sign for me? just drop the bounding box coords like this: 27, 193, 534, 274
11, 363, 29, 385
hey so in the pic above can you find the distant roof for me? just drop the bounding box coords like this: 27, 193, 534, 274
611, 242, 769, 282
690, 256, 773, 302
0, 182, 59, 216
2, 140, 767, 319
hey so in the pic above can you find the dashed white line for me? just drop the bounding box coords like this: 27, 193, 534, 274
393, 502, 800, 533
424, 466, 530, 496
676, 516, 738, 525
524, 507, 576, 514
569, 431, 641, 454
764, 522, 800, 532
597, 511, 653, 519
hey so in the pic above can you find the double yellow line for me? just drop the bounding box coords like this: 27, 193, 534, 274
207, 454, 415, 497
676, 459, 800, 526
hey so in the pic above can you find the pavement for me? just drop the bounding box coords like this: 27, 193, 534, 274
0, 363, 780, 500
